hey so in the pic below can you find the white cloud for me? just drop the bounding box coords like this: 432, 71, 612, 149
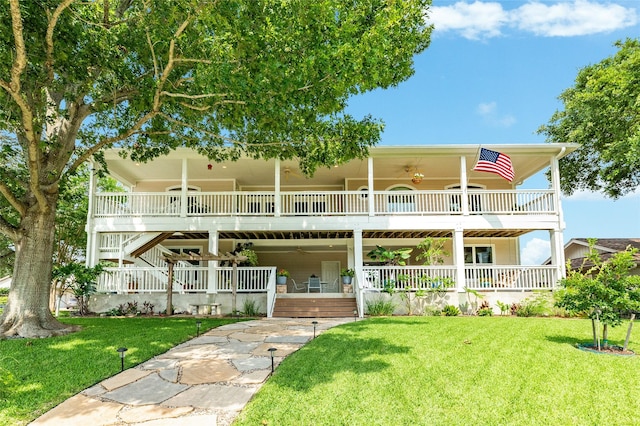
428, 0, 637, 40
476, 101, 516, 127
514, 0, 637, 36
429, 1, 508, 40
521, 237, 551, 265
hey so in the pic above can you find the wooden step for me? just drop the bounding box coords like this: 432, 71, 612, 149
272, 297, 357, 318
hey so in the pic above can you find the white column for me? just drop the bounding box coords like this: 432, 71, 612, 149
208, 229, 219, 293
274, 158, 281, 217
460, 155, 469, 216
453, 227, 466, 293
353, 229, 364, 317
549, 154, 566, 282
85, 161, 97, 267
367, 157, 374, 216
550, 229, 566, 281
180, 158, 188, 217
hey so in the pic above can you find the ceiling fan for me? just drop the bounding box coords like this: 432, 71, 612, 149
289, 246, 310, 255
282, 167, 303, 181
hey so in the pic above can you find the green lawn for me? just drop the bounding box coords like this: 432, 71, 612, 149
0, 316, 238, 425
234, 317, 640, 426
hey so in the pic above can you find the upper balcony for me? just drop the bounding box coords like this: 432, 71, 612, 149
93, 189, 556, 218
89, 144, 577, 221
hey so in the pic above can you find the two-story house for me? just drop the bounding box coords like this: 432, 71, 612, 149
86, 143, 577, 317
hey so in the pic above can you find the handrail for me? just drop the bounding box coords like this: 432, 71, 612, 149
93, 189, 558, 218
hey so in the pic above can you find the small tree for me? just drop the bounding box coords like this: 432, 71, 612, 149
555, 240, 640, 351
52, 263, 106, 316
416, 237, 450, 265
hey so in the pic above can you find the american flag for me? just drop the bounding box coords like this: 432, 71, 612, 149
473, 148, 515, 182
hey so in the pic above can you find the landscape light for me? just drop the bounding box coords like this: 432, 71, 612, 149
116, 347, 128, 372
268, 347, 277, 373
196, 320, 202, 337
312, 321, 318, 339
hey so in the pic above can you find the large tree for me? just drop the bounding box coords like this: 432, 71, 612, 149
539, 38, 640, 199
0, 0, 432, 337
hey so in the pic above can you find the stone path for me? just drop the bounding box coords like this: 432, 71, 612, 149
31, 318, 350, 426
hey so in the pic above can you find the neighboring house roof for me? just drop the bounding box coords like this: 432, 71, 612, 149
556, 238, 640, 271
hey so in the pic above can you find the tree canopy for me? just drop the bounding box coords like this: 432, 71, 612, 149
0, 0, 432, 337
539, 38, 640, 199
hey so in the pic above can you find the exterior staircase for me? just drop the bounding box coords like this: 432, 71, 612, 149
272, 295, 357, 318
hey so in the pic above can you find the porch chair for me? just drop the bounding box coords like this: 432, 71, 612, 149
291, 279, 306, 293
307, 276, 322, 293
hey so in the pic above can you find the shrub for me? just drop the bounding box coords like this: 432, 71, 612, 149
366, 297, 396, 316
242, 299, 261, 317
513, 292, 553, 317
442, 304, 460, 316
0, 287, 9, 296
477, 300, 493, 316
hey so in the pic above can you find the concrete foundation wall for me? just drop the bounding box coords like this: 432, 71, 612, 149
363, 290, 547, 316
89, 293, 267, 316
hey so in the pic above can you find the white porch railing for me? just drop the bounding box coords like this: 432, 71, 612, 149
359, 265, 557, 293
362, 266, 458, 292
96, 266, 274, 294
93, 189, 557, 217
463, 265, 557, 290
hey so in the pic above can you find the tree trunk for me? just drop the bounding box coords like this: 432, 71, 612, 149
0, 206, 79, 338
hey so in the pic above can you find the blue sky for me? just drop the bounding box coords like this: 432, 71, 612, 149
346, 0, 640, 264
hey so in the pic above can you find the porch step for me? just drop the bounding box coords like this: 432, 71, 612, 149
272, 297, 357, 318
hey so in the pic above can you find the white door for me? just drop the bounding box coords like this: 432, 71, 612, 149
321, 261, 341, 292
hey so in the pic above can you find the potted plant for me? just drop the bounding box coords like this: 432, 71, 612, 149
340, 268, 355, 284
276, 268, 289, 285
412, 172, 424, 184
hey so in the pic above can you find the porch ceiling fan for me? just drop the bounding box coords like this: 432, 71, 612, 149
282, 167, 303, 181
289, 246, 311, 255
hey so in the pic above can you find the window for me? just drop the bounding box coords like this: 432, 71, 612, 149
464, 246, 494, 264
387, 186, 415, 212
447, 184, 484, 212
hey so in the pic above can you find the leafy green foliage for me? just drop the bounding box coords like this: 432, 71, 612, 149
555, 240, 640, 346
512, 292, 554, 317
442, 304, 460, 316
367, 245, 413, 266
416, 237, 450, 265
0, 0, 432, 335
365, 296, 396, 316
52, 263, 106, 315
477, 300, 493, 316
242, 299, 261, 317
539, 38, 640, 198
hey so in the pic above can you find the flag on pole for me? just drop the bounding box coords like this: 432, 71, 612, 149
473, 148, 515, 182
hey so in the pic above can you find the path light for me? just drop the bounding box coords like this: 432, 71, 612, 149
196, 320, 202, 337
116, 347, 128, 372
312, 321, 318, 339
268, 347, 277, 373
354, 309, 358, 322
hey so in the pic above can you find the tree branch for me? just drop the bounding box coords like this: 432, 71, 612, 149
46, 0, 75, 82
0, 215, 20, 242
6, 0, 48, 212
0, 181, 26, 217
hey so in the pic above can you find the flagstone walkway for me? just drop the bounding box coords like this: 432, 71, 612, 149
31, 318, 350, 426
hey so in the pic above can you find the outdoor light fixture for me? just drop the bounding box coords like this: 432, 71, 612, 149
268, 347, 277, 373
116, 347, 128, 372
353, 309, 358, 322
196, 320, 202, 337
312, 321, 318, 339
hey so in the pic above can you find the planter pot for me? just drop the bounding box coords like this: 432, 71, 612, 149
342, 276, 353, 285
276, 276, 287, 285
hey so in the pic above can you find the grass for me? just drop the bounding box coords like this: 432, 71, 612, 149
234, 316, 640, 426
0, 316, 239, 425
